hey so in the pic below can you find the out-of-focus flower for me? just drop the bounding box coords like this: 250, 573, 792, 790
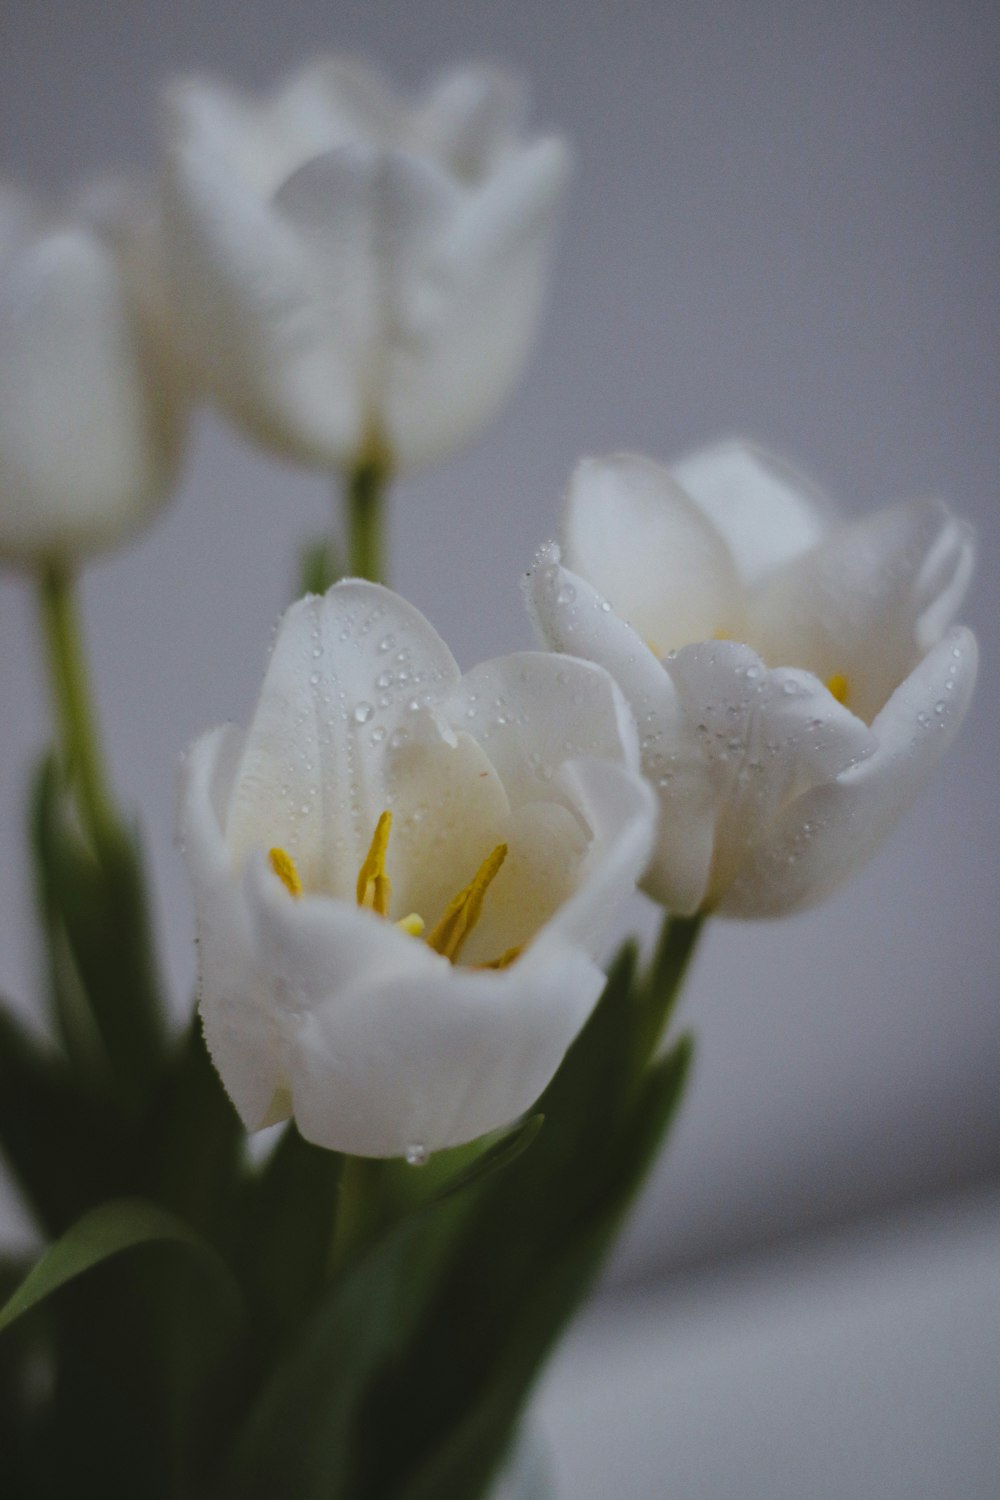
527, 443, 977, 917
161, 57, 570, 474
179, 580, 653, 1159
0, 179, 187, 564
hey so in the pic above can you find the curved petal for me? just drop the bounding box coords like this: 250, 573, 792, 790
415, 65, 527, 179
670, 441, 830, 588
162, 124, 360, 465
719, 626, 978, 916
381, 136, 570, 470
662, 641, 877, 909
0, 225, 176, 562
223, 583, 461, 898
447, 647, 640, 808
265, 55, 404, 165
288, 933, 602, 1157
180, 725, 291, 1130
273, 143, 463, 457
561, 454, 742, 653
545, 757, 658, 950
745, 498, 976, 724
525, 542, 715, 913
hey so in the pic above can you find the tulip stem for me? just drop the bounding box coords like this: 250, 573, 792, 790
37, 559, 121, 855
344, 454, 390, 585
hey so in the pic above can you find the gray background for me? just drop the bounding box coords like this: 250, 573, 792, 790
0, 0, 997, 1294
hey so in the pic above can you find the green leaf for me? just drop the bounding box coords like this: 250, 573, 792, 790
0, 1000, 128, 1235
30, 756, 167, 1111
349, 923, 699, 1498
237, 1124, 344, 1350
0, 1197, 244, 1338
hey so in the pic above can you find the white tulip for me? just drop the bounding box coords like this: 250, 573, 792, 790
527, 443, 977, 917
179, 581, 653, 1158
161, 57, 570, 473
0, 179, 186, 564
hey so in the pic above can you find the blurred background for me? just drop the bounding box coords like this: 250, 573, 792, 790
1, 2, 997, 1493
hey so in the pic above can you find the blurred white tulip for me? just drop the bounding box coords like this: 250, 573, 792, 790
161, 56, 570, 473
0, 178, 187, 564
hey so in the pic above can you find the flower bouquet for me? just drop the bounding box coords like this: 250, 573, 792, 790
0, 56, 976, 1498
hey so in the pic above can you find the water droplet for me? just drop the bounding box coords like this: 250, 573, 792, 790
376, 670, 393, 690
353, 702, 374, 725
405, 1143, 428, 1167
378, 634, 396, 653
370, 726, 387, 745
389, 727, 409, 750
599, 599, 612, 612
556, 584, 576, 605
556, 670, 571, 685
309, 671, 321, 686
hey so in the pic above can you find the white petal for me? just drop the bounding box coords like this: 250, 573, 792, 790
544, 757, 658, 951
273, 143, 463, 458
525, 543, 714, 912
525, 542, 676, 722
562, 454, 743, 653
447, 647, 640, 808
0, 225, 177, 561
162, 125, 365, 465
745, 498, 975, 724
719, 626, 977, 916
223, 583, 461, 898
288, 933, 602, 1157
662, 642, 877, 908
265, 55, 404, 165
180, 725, 291, 1130
670, 441, 830, 587
415, 65, 527, 179
378, 726, 511, 927
381, 137, 570, 470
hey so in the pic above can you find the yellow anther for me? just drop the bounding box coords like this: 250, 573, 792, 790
426, 843, 508, 963
269, 847, 302, 898
356, 809, 393, 917
478, 943, 524, 971
826, 672, 850, 706
395, 913, 425, 937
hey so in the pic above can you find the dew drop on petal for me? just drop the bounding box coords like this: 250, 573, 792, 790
378, 634, 396, 653
353, 702, 375, 725
389, 727, 410, 749
405, 1143, 428, 1167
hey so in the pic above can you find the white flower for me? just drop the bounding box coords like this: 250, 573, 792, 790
161, 57, 570, 473
527, 443, 977, 917
179, 581, 653, 1158
0, 178, 186, 564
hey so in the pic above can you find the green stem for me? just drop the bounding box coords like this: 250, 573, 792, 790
344, 454, 390, 585
36, 560, 121, 855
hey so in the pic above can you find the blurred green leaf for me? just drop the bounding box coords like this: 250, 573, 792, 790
0, 1001, 127, 1235
0, 1197, 244, 1338
30, 757, 166, 1112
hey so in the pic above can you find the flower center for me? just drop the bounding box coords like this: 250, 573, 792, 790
826, 671, 849, 706
269, 811, 521, 969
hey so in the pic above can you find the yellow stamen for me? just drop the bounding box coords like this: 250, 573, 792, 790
395, 913, 425, 937
826, 672, 849, 706
269, 847, 302, 898
477, 943, 523, 971
356, 809, 393, 917
426, 843, 508, 963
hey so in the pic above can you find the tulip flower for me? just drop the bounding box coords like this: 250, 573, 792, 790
179, 580, 653, 1158
0, 178, 186, 564
527, 443, 977, 917
161, 56, 570, 476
